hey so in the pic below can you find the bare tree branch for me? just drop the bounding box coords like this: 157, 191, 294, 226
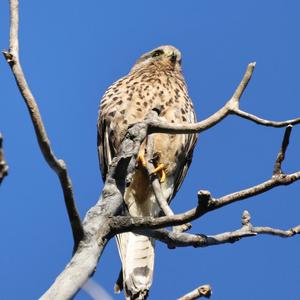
177, 205, 300, 300
273, 125, 292, 175
109, 170, 300, 233
2, 0, 83, 248
148, 62, 257, 135
109, 126, 299, 233
178, 285, 212, 300
0, 134, 9, 184
132, 209, 300, 249
233, 109, 300, 127
177, 202, 298, 300
147, 62, 300, 135
132, 227, 255, 248
40, 118, 150, 300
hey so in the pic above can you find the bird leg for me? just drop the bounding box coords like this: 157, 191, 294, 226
149, 152, 167, 183
137, 152, 147, 167
137, 150, 166, 182
148, 153, 191, 233
151, 163, 167, 183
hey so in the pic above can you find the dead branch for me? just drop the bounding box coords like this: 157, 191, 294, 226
40, 119, 150, 300
132, 210, 300, 249
0, 134, 9, 184
178, 285, 212, 300
147, 62, 256, 135
147, 63, 300, 135
273, 125, 292, 175
233, 109, 300, 127
2, 0, 83, 248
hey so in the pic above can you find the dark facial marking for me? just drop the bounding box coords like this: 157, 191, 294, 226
151, 49, 164, 57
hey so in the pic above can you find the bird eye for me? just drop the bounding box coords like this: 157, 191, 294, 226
152, 49, 164, 57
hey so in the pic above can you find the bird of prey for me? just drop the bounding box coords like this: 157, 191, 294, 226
97, 45, 197, 299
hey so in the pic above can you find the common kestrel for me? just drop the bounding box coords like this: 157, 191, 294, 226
97, 45, 197, 299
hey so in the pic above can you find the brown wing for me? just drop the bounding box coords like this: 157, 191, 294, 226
97, 110, 116, 182
170, 108, 198, 201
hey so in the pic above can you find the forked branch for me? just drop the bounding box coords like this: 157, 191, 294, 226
148, 62, 300, 135
131, 210, 300, 248
110, 126, 300, 233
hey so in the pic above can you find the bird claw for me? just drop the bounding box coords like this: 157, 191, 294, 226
137, 152, 167, 183
150, 163, 167, 183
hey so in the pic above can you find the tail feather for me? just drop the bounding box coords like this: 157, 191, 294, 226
116, 167, 162, 299
116, 232, 155, 300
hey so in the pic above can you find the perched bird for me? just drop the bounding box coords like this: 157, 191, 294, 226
97, 45, 197, 299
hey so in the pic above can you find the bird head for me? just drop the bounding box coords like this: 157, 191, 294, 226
130, 45, 182, 73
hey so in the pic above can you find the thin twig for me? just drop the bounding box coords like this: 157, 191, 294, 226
234, 110, 300, 127
0, 134, 9, 184
273, 125, 292, 175
110, 170, 300, 234
231, 62, 256, 103
2, 0, 83, 248
133, 210, 299, 249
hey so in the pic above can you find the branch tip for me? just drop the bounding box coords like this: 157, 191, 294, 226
179, 284, 212, 300
242, 210, 251, 226
197, 190, 211, 203
291, 225, 300, 235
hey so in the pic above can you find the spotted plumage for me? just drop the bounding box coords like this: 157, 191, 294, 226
97, 45, 198, 300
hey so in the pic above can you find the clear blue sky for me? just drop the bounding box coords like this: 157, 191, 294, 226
1, 1, 300, 299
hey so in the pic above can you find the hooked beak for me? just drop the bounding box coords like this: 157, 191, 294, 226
170, 52, 177, 63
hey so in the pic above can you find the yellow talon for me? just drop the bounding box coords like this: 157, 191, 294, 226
137, 153, 147, 167
151, 163, 165, 174
160, 169, 166, 183
151, 163, 167, 183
